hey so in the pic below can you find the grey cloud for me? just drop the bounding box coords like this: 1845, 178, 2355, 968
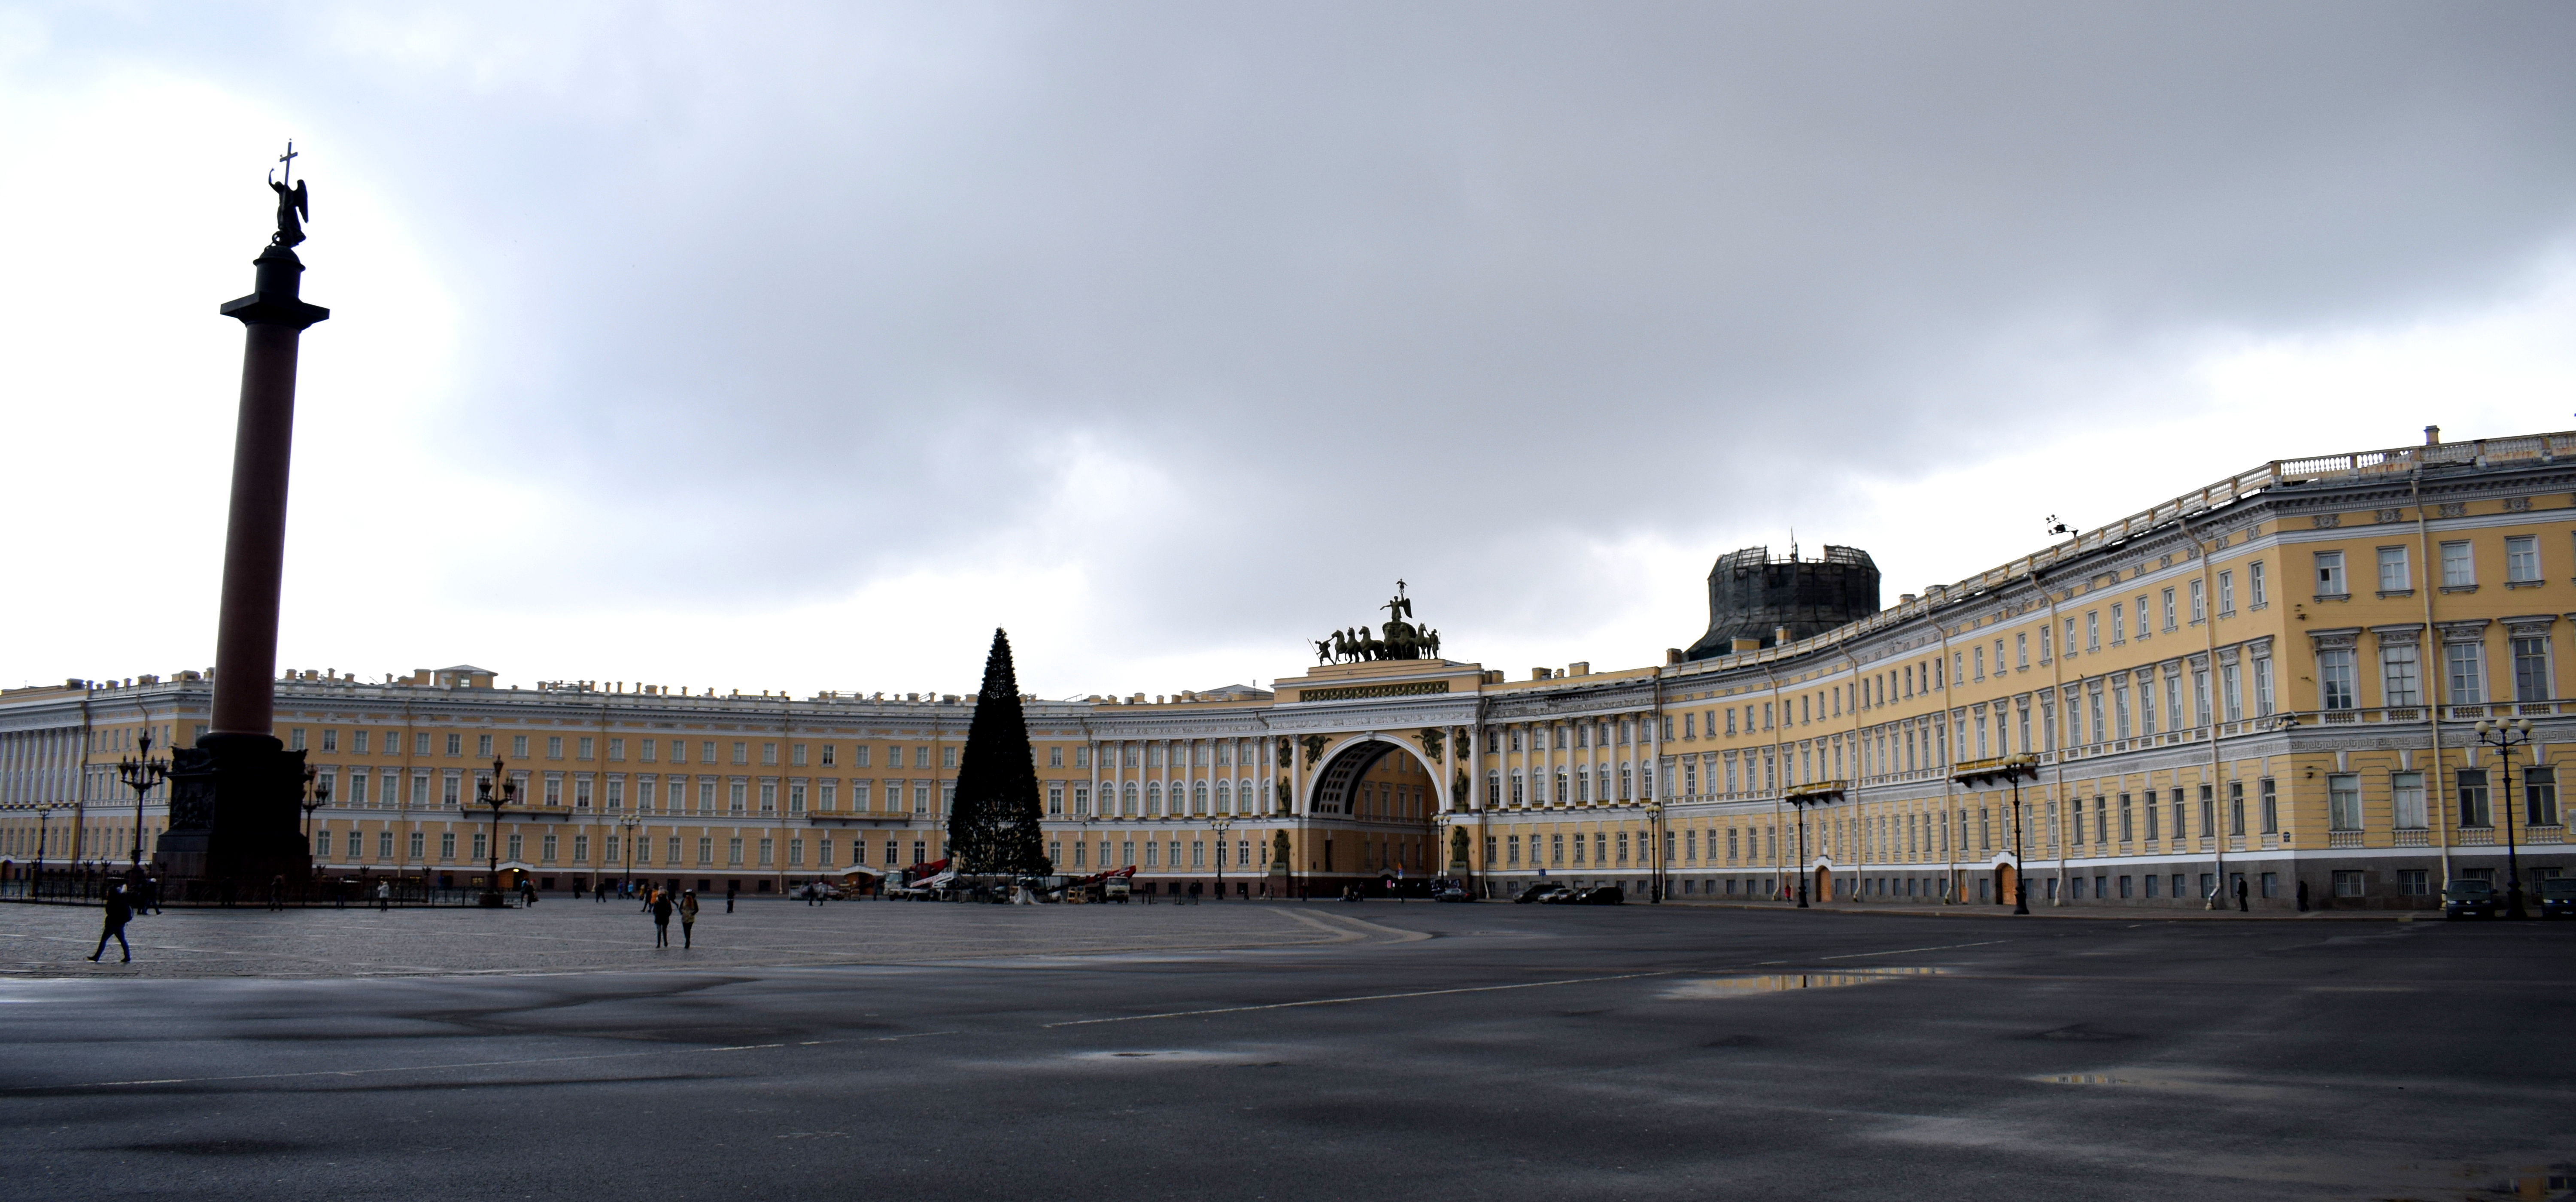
43, 1, 2576, 656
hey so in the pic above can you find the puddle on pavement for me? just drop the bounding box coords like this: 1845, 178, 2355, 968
1659, 966, 1944, 999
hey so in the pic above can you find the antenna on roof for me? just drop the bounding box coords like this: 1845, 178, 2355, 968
1789, 527, 1798, 562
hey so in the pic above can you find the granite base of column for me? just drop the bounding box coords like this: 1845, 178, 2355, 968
153, 732, 313, 903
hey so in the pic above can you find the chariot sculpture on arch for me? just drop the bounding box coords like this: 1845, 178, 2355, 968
1314, 580, 1443, 663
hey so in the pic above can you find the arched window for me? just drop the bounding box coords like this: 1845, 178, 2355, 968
1122, 781, 1138, 816
1146, 781, 1163, 815
1215, 781, 1232, 813
1193, 780, 1209, 814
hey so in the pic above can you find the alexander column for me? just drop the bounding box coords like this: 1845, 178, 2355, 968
155, 146, 328, 898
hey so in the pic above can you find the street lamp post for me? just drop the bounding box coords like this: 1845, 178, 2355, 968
1643, 801, 1665, 903
299, 764, 330, 848
474, 757, 518, 908
33, 803, 55, 899
1211, 816, 1232, 903
1953, 755, 2039, 915
619, 814, 641, 895
2473, 717, 2533, 920
1783, 782, 1845, 908
118, 733, 170, 870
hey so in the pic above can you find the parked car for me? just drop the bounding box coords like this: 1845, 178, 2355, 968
2537, 877, 2575, 920
1431, 880, 1471, 902
1567, 886, 1625, 906
1517, 883, 1571, 904
2443, 879, 2501, 920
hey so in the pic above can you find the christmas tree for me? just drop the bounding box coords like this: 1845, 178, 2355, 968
946, 628, 1050, 874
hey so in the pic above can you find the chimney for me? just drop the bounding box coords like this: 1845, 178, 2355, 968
2425, 425, 2442, 446
1666, 648, 1686, 665
1774, 626, 1793, 645
1731, 638, 1762, 653
1532, 667, 1553, 680
1567, 662, 1590, 676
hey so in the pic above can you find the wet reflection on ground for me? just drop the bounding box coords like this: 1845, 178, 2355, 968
1659, 966, 1945, 999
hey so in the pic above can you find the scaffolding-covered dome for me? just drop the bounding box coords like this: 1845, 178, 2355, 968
1682, 544, 1880, 659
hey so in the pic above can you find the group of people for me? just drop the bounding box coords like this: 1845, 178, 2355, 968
641, 884, 700, 947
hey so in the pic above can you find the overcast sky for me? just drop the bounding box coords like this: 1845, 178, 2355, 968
6, 2, 2576, 700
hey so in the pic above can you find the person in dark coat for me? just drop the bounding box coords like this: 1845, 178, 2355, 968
2235, 877, 2250, 912
680, 889, 700, 948
725, 881, 738, 914
651, 888, 674, 947
89, 884, 134, 963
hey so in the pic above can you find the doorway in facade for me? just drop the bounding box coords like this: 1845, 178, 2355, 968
1813, 865, 1832, 902
1998, 861, 2019, 906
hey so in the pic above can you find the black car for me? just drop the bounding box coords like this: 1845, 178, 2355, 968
2537, 878, 2576, 920
2443, 879, 2501, 919
1567, 886, 1625, 906
1516, 883, 1570, 904
1431, 881, 1472, 902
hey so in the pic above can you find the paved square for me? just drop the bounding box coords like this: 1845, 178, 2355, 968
2, 902, 2568, 1201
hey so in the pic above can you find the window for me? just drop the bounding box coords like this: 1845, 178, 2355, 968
2445, 641, 2487, 704
2391, 772, 2426, 829
2223, 662, 2243, 721
2525, 766, 2559, 827
2382, 642, 2421, 707
2016, 633, 2029, 668
2228, 780, 2245, 836
2110, 604, 2125, 645
2440, 540, 2474, 588
2317, 648, 2358, 710
547, 736, 564, 759
352, 730, 369, 754
2397, 868, 2430, 896
2513, 634, 2554, 701
2254, 657, 2274, 716
416, 732, 433, 756
2086, 612, 2100, 652
732, 741, 748, 765
577, 737, 594, 760
943, 746, 959, 769
2377, 546, 2410, 592
513, 735, 529, 757
2458, 769, 2491, 828
2160, 588, 2176, 631
2507, 535, 2540, 583
2327, 774, 2360, 831
791, 743, 808, 767
2249, 562, 2266, 607
639, 738, 656, 762
446, 733, 463, 756
2219, 568, 2238, 614
2189, 579, 2205, 623
761, 743, 777, 766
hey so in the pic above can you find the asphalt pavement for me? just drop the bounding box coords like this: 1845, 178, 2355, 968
1, 899, 2568, 1201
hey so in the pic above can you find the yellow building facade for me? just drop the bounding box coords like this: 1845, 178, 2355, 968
4, 428, 2569, 907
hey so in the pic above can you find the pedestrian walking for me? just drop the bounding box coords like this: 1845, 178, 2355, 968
89, 883, 134, 963
143, 875, 162, 914
679, 888, 700, 949
652, 888, 673, 948
2235, 877, 2250, 912
376, 880, 391, 911
725, 881, 737, 913
267, 874, 286, 910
